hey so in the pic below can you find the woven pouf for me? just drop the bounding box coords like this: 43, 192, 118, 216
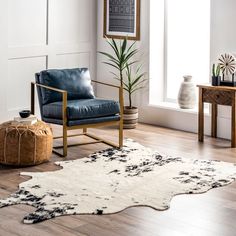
0, 121, 53, 166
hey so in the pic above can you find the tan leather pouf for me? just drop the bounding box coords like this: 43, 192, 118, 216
0, 121, 53, 166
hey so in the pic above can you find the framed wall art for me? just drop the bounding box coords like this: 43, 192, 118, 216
103, 0, 140, 41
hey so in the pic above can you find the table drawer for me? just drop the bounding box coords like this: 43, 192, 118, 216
202, 89, 234, 105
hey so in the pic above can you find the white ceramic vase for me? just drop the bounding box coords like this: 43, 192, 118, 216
178, 75, 196, 109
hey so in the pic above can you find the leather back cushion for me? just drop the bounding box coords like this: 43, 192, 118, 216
38, 68, 95, 105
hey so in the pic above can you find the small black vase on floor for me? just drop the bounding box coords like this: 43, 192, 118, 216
212, 76, 221, 86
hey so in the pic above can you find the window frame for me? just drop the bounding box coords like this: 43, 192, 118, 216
160, 0, 211, 103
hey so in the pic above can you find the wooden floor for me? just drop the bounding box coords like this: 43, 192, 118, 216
0, 123, 236, 236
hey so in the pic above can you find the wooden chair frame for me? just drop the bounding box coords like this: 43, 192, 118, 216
31, 80, 124, 157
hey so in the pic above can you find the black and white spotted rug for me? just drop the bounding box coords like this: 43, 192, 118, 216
1, 139, 236, 224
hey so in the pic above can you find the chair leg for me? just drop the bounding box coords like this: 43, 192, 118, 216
54, 122, 121, 157
63, 125, 68, 157
119, 120, 123, 148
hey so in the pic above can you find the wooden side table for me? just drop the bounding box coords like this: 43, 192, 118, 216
197, 84, 236, 147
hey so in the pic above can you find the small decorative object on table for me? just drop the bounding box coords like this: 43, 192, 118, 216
211, 64, 221, 86
218, 53, 236, 86
19, 110, 31, 118
178, 75, 196, 109
0, 120, 53, 166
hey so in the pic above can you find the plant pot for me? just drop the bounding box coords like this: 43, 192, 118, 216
123, 106, 138, 129
212, 76, 221, 86
178, 75, 196, 109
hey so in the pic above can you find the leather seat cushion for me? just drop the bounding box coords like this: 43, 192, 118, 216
43, 115, 120, 127
39, 68, 95, 105
42, 99, 120, 120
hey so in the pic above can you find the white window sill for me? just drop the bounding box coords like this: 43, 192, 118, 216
148, 102, 210, 115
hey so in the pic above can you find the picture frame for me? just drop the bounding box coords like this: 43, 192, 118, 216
103, 0, 141, 41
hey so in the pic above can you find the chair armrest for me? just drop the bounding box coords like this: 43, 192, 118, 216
91, 80, 120, 89
31, 82, 68, 125
32, 82, 67, 94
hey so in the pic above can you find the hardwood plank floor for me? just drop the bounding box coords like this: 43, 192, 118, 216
0, 123, 236, 236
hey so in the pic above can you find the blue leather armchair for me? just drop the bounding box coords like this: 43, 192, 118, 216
31, 68, 123, 157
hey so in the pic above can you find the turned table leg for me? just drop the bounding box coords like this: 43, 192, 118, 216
198, 88, 204, 142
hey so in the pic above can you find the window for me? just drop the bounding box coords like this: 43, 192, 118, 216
150, 0, 211, 104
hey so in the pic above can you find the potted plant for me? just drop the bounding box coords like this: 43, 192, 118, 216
122, 64, 146, 128
99, 38, 146, 129
99, 37, 138, 87
212, 63, 221, 86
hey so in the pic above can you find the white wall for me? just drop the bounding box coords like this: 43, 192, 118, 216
0, 0, 97, 122
97, 0, 236, 140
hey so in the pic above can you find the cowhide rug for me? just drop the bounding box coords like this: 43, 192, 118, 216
0, 139, 236, 224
